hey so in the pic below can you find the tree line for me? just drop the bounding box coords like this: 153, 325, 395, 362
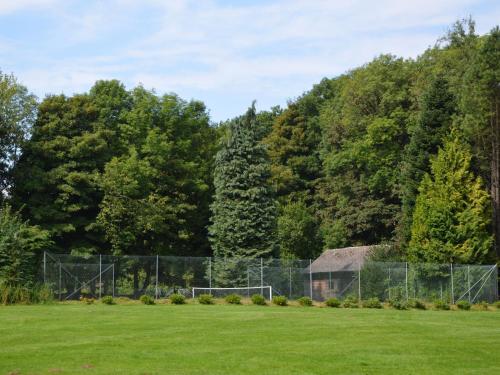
1, 20, 499, 286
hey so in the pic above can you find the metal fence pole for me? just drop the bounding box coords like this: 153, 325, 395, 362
99, 254, 102, 299
450, 263, 454, 304
43, 251, 46, 284
405, 262, 408, 301
289, 267, 292, 299
467, 265, 471, 303
155, 255, 159, 300
358, 261, 361, 302
112, 263, 115, 298
260, 258, 264, 296
309, 259, 313, 299
58, 262, 62, 301
209, 258, 212, 291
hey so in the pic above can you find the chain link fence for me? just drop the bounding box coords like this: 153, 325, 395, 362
42, 252, 498, 303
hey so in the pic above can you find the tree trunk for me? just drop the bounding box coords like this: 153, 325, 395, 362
491, 94, 500, 260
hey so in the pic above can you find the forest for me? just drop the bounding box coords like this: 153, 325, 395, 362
1, 19, 499, 288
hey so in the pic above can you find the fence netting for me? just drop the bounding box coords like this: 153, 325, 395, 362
42, 252, 498, 303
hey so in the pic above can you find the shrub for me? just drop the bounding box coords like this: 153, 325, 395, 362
198, 294, 214, 305
298, 296, 313, 306
325, 297, 341, 308
408, 299, 426, 310
80, 296, 95, 305
456, 300, 471, 310
169, 293, 185, 305
474, 301, 489, 310
433, 299, 450, 310
362, 297, 382, 309
0, 283, 53, 305
225, 294, 241, 305
389, 299, 408, 310
494, 301, 500, 309
251, 294, 266, 305
101, 295, 115, 305
342, 295, 359, 308
272, 295, 288, 306
140, 295, 155, 305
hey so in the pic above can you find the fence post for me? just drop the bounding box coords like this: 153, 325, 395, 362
99, 254, 102, 299
289, 267, 292, 299
467, 265, 471, 303
309, 259, 313, 299
450, 263, 454, 304
209, 258, 212, 291
43, 251, 47, 284
405, 262, 408, 301
58, 262, 62, 301
112, 263, 115, 298
155, 255, 159, 300
358, 261, 361, 302
260, 258, 264, 296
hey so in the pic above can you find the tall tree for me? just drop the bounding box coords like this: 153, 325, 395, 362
0, 71, 37, 202
209, 104, 277, 259
398, 75, 456, 248
408, 137, 492, 264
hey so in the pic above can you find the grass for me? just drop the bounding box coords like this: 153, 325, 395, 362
0, 303, 499, 374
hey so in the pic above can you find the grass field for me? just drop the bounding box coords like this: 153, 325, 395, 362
1, 303, 499, 374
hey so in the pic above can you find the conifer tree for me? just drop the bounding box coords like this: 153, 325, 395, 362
209, 103, 277, 260
409, 137, 493, 263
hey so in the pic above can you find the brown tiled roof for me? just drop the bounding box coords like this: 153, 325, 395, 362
309, 246, 373, 273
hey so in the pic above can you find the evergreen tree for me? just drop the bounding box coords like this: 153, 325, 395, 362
398, 75, 456, 248
209, 103, 277, 260
408, 137, 492, 264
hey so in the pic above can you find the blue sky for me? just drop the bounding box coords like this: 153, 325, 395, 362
1, 0, 499, 122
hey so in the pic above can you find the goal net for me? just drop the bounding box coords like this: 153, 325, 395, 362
191, 286, 273, 300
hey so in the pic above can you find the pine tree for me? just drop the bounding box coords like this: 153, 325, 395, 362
408, 137, 492, 264
209, 103, 277, 260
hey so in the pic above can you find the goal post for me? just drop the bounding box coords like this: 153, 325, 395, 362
191, 286, 273, 300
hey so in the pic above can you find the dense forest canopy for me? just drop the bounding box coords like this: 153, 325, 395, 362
1, 19, 499, 286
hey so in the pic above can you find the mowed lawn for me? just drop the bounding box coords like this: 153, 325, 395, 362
0, 303, 499, 375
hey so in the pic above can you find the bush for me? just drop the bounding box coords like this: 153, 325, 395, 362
0, 283, 53, 305
272, 295, 288, 306
408, 299, 426, 310
474, 301, 489, 310
169, 293, 185, 305
140, 295, 155, 305
456, 300, 471, 310
101, 295, 115, 305
362, 297, 382, 309
433, 299, 450, 310
325, 297, 341, 308
251, 294, 266, 305
198, 294, 214, 305
80, 296, 95, 305
342, 295, 358, 308
389, 299, 408, 310
225, 294, 241, 305
494, 301, 500, 309
298, 296, 313, 306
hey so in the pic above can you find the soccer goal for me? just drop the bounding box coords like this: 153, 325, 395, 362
191, 286, 273, 300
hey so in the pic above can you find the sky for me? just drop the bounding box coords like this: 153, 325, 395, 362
0, 0, 499, 122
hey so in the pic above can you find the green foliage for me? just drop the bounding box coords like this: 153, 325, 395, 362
342, 295, 359, 308
272, 295, 288, 306
209, 104, 277, 282
362, 297, 382, 308
198, 294, 214, 305
389, 299, 409, 310
456, 300, 471, 310
409, 138, 493, 264
474, 301, 489, 310
493, 301, 500, 309
251, 294, 266, 305
325, 297, 341, 308
80, 296, 95, 305
0, 282, 53, 305
297, 296, 313, 306
408, 299, 427, 310
140, 295, 155, 305
224, 294, 241, 305
101, 295, 115, 305
0, 205, 51, 285
433, 300, 450, 310
169, 293, 185, 305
